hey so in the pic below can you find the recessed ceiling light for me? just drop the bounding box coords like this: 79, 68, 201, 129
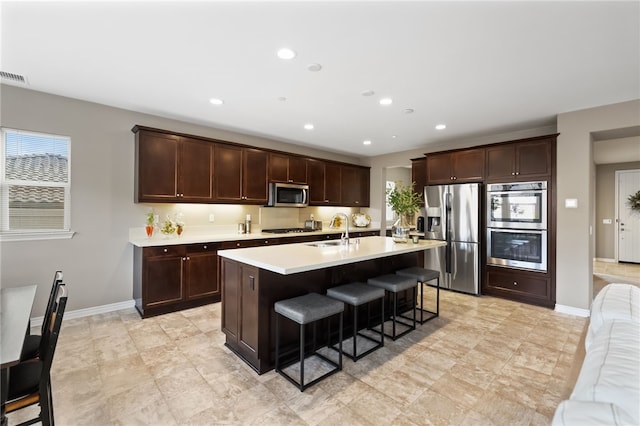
209, 98, 224, 105
304, 123, 314, 130
379, 98, 393, 106
392, 135, 397, 139
361, 90, 375, 97
277, 48, 296, 60
307, 63, 322, 72
363, 140, 372, 145
435, 124, 447, 130
403, 108, 414, 114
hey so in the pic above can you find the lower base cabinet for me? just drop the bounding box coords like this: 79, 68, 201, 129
133, 243, 220, 318
483, 266, 554, 308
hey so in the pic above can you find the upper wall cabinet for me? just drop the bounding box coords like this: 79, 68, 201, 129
308, 159, 344, 206
485, 137, 554, 182
134, 128, 213, 203
340, 165, 370, 207
411, 157, 427, 204
214, 145, 268, 204
268, 153, 307, 184
426, 148, 485, 184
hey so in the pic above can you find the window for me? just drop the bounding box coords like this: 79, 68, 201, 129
385, 180, 396, 224
1, 128, 72, 240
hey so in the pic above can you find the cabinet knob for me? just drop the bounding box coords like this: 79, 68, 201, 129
237, 243, 241, 247
515, 172, 520, 176
264, 240, 269, 244
203, 245, 207, 249
186, 256, 190, 261
163, 248, 168, 253
513, 281, 518, 286
511, 172, 516, 176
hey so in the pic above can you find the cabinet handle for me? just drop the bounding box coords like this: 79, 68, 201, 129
249, 275, 255, 290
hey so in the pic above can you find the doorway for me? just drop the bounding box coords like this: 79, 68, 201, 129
616, 169, 640, 263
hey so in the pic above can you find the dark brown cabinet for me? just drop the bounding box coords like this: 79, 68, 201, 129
426, 148, 485, 184
214, 145, 268, 204
134, 128, 213, 202
221, 258, 260, 364
486, 138, 553, 182
269, 153, 307, 184
483, 266, 553, 308
411, 157, 427, 204
308, 159, 342, 205
340, 165, 370, 207
133, 243, 220, 318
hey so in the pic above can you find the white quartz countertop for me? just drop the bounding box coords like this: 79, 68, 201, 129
217, 236, 446, 275
129, 227, 380, 247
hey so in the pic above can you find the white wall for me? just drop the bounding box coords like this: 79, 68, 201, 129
0, 85, 360, 315
556, 100, 640, 310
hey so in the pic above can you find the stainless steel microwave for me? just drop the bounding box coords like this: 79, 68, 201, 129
487, 181, 547, 230
267, 182, 309, 207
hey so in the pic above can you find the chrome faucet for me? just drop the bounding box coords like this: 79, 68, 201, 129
329, 213, 350, 245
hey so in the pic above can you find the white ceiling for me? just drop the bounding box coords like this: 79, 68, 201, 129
1, 1, 639, 157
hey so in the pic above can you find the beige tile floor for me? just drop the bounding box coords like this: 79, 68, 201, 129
593, 259, 640, 286
8, 286, 592, 426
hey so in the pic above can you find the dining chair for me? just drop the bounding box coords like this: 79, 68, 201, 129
3, 283, 67, 426
20, 271, 63, 362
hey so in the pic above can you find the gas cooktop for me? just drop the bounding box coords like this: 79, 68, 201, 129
261, 228, 312, 234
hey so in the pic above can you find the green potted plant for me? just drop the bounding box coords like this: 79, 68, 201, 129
386, 180, 422, 242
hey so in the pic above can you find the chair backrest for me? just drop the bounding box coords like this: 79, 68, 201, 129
39, 283, 67, 381
41, 271, 63, 335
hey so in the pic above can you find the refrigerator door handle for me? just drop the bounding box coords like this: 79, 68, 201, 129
445, 192, 452, 273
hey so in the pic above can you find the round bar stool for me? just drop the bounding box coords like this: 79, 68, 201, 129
395, 266, 440, 324
367, 274, 417, 340
274, 293, 344, 391
326, 282, 385, 361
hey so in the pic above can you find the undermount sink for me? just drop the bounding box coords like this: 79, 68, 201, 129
307, 240, 354, 248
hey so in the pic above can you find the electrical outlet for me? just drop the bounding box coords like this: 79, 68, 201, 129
209, 214, 215, 222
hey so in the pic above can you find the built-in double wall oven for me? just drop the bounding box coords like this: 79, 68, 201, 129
486, 181, 548, 272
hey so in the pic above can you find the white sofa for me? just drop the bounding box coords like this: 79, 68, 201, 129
552, 283, 640, 425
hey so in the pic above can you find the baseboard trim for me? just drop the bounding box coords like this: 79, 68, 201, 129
594, 257, 616, 263
555, 304, 590, 318
30, 299, 136, 328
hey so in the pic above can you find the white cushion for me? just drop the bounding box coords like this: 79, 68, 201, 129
552, 400, 637, 426
588, 283, 640, 349
571, 320, 640, 424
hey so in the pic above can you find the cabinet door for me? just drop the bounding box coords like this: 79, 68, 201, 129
288, 156, 307, 184
486, 145, 517, 181
324, 162, 342, 205
143, 255, 184, 308
411, 158, 427, 204
240, 265, 259, 355
268, 153, 289, 183
452, 148, 485, 182
243, 148, 268, 203
307, 159, 326, 204
426, 153, 453, 184
221, 258, 240, 341
516, 140, 552, 178
341, 165, 370, 207
137, 131, 179, 201
214, 144, 243, 202
185, 244, 219, 300
179, 137, 213, 201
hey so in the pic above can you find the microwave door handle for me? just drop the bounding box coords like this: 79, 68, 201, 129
303, 188, 308, 205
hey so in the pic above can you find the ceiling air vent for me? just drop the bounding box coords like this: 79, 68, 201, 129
0, 71, 27, 84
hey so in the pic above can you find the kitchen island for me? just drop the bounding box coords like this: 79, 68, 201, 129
218, 236, 446, 373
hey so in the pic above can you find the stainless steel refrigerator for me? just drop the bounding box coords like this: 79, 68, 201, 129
423, 183, 480, 295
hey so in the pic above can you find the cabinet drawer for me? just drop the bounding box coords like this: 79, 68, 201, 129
144, 245, 185, 257
186, 243, 219, 254
487, 269, 549, 298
